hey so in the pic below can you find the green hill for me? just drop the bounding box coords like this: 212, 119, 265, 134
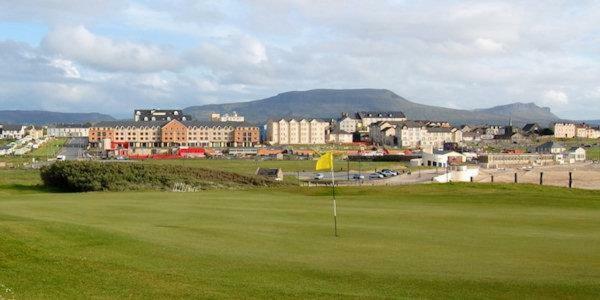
184, 89, 560, 125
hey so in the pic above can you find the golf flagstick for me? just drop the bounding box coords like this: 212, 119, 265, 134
331, 155, 338, 237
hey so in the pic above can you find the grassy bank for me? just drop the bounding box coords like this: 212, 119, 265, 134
0, 138, 66, 166
0, 182, 599, 298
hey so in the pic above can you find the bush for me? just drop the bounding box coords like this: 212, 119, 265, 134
40, 161, 282, 192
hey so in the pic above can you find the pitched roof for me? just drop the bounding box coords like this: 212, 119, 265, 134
356, 111, 406, 119
426, 127, 453, 133
256, 168, 282, 177
522, 123, 540, 132
1, 124, 25, 131
92, 120, 259, 129
49, 124, 90, 128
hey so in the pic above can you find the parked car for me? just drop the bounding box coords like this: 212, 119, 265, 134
381, 169, 398, 176
56, 155, 66, 161
314, 173, 325, 180
369, 173, 384, 179
352, 174, 365, 180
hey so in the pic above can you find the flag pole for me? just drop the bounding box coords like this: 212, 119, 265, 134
330, 152, 338, 237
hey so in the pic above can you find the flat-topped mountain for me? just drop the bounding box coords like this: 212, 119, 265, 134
0, 110, 115, 125
184, 89, 561, 125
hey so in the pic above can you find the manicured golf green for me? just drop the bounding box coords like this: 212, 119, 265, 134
1, 174, 599, 298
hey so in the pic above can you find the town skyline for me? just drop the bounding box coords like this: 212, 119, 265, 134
1, 1, 600, 119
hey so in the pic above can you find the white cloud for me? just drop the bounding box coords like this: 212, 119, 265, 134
542, 90, 569, 106
49, 59, 81, 78
1, 1, 600, 119
474, 38, 505, 53
42, 25, 182, 72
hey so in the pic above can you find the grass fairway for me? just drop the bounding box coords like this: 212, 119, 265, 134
1, 181, 600, 298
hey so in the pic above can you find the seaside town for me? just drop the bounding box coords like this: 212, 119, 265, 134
4, 1, 600, 298
1, 108, 599, 188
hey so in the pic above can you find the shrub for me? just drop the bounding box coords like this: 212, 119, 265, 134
40, 161, 282, 192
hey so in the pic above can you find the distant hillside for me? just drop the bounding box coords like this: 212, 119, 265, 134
0, 110, 115, 125
581, 120, 600, 125
474, 102, 559, 125
184, 89, 561, 126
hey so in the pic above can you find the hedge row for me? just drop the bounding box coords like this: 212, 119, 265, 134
40, 161, 282, 192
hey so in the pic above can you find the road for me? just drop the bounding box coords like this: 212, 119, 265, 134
294, 168, 444, 186
58, 137, 89, 160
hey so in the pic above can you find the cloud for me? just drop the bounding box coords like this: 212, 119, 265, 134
0, 0, 127, 23
42, 25, 182, 72
542, 90, 569, 106
1, 1, 600, 119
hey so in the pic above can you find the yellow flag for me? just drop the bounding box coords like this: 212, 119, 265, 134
315, 151, 334, 171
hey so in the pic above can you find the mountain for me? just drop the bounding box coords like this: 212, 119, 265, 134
184, 89, 561, 126
474, 102, 559, 124
579, 120, 600, 125
0, 110, 115, 125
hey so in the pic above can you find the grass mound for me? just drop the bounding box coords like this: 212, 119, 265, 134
40, 161, 283, 192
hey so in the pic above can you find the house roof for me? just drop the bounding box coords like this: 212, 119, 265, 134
356, 111, 406, 119
92, 120, 258, 129
1, 124, 25, 131
330, 129, 353, 134
522, 123, 539, 132
49, 124, 90, 128
427, 127, 453, 133
256, 168, 282, 177
270, 118, 329, 123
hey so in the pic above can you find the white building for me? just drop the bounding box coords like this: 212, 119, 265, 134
328, 130, 354, 144
369, 121, 398, 146
554, 123, 577, 138
575, 124, 600, 139
422, 150, 466, 168
337, 115, 359, 133
567, 147, 586, 162
267, 118, 329, 145
355, 111, 406, 131
48, 124, 90, 137
1, 124, 26, 139
211, 112, 245, 122
396, 121, 462, 148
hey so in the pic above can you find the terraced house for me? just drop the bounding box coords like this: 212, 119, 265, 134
89, 120, 259, 149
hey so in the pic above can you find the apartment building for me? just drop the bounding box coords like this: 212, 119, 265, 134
396, 121, 462, 148
336, 114, 359, 133
327, 130, 353, 144
266, 118, 329, 145
369, 121, 398, 146
554, 123, 600, 139
48, 124, 90, 137
355, 111, 406, 131
89, 120, 259, 149
1, 124, 26, 139
576, 124, 600, 139
211, 112, 245, 122
553, 123, 576, 138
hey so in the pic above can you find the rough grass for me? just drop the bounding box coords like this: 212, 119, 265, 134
40, 161, 286, 192
0, 182, 599, 298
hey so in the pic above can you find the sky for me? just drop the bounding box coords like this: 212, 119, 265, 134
0, 0, 599, 119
